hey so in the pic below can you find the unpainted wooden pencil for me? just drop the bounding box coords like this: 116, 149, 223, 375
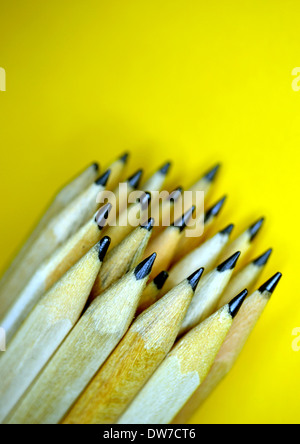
63, 268, 204, 424
1, 204, 112, 342
0, 237, 110, 423
0, 170, 111, 319
173, 273, 282, 423
217, 248, 272, 309
163, 224, 234, 294
137, 270, 169, 314
178, 251, 241, 336
6, 254, 156, 425
89, 218, 154, 301
118, 290, 247, 424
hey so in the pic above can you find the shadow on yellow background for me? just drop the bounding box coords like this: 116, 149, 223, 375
0, 0, 299, 423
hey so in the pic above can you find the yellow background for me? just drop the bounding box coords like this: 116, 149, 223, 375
0, 0, 299, 424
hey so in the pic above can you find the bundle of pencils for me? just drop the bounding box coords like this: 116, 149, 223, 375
0, 153, 282, 424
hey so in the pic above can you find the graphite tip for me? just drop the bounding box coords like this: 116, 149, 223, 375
204, 196, 227, 223
120, 152, 129, 163
153, 271, 169, 290
203, 163, 221, 182
228, 289, 248, 318
159, 161, 172, 175
172, 206, 195, 232
95, 169, 111, 186
92, 162, 100, 172
168, 186, 183, 202
217, 251, 241, 272
219, 223, 234, 236
95, 203, 112, 229
253, 248, 273, 267
258, 272, 282, 295
248, 217, 265, 242
98, 236, 111, 262
187, 268, 205, 292
134, 253, 157, 280
128, 169, 143, 189
141, 217, 155, 231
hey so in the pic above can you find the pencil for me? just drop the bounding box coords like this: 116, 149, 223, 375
0, 203, 112, 342
89, 217, 154, 300
141, 161, 172, 192
217, 248, 272, 309
0, 162, 99, 288
144, 206, 195, 279
178, 251, 241, 336
173, 272, 282, 423
173, 196, 227, 263
218, 217, 264, 265
117, 290, 247, 424
6, 253, 156, 425
136, 270, 169, 314
188, 163, 221, 207
105, 152, 130, 190
63, 268, 204, 424
104, 191, 151, 249
0, 237, 111, 423
151, 186, 183, 238
0, 169, 111, 319
163, 224, 234, 294
105, 169, 143, 227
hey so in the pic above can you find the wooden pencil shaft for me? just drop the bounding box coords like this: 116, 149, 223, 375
118, 305, 233, 424
0, 242, 103, 423
173, 290, 270, 423
7, 270, 147, 424
63, 278, 195, 424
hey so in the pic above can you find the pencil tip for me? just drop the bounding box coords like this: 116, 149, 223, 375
95, 169, 111, 186
203, 163, 221, 182
258, 272, 282, 295
159, 161, 172, 175
187, 267, 205, 292
248, 217, 265, 241
153, 271, 169, 290
172, 206, 195, 232
253, 248, 273, 267
204, 196, 227, 223
92, 162, 99, 172
95, 203, 112, 229
134, 253, 157, 280
217, 251, 241, 272
120, 152, 129, 163
127, 169, 143, 188
141, 217, 155, 231
98, 236, 111, 262
219, 223, 234, 236
139, 191, 151, 209
168, 186, 183, 202
228, 289, 248, 318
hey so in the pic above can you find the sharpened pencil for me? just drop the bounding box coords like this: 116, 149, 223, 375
144, 206, 195, 279
89, 218, 154, 301
178, 251, 241, 336
173, 196, 227, 263
0, 237, 111, 423
163, 224, 234, 294
0, 169, 111, 319
141, 161, 172, 192
0, 204, 112, 342
188, 163, 221, 207
151, 186, 183, 238
104, 192, 151, 249
217, 248, 272, 309
173, 273, 282, 423
218, 217, 264, 265
118, 290, 247, 424
6, 254, 156, 425
137, 270, 169, 314
63, 268, 204, 425
105, 152, 129, 190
